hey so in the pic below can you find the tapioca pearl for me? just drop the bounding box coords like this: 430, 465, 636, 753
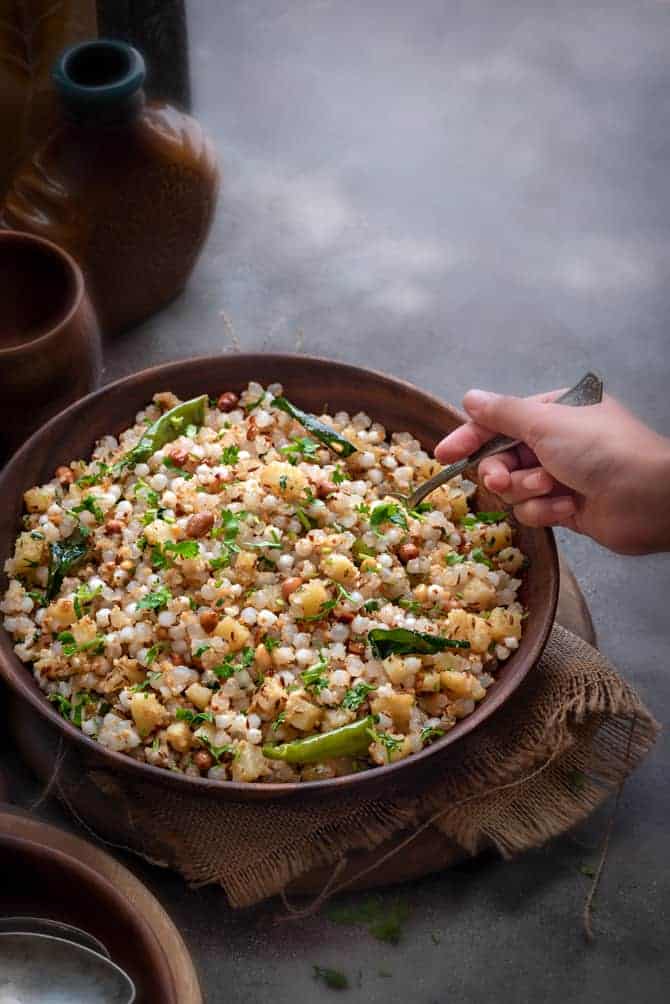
381, 455, 397, 469
504, 636, 519, 650
293, 632, 310, 648
158, 610, 176, 627
367, 469, 383, 485
495, 644, 511, 660
448, 532, 461, 547
295, 648, 315, 668
329, 622, 350, 643
404, 657, 422, 673
240, 607, 258, 625
261, 494, 278, 510
150, 473, 168, 491
277, 553, 295, 571
351, 616, 369, 634
257, 610, 277, 628
247, 728, 263, 744
377, 554, 393, 568
134, 463, 150, 477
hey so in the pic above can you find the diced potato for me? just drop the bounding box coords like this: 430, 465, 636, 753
426, 484, 453, 516
249, 676, 287, 721
290, 579, 329, 619
445, 608, 491, 654
142, 519, 174, 545
233, 550, 257, 578
497, 547, 525, 574
419, 692, 451, 716
13, 531, 47, 576
321, 552, 357, 585
71, 615, 97, 646
185, 683, 212, 710
440, 670, 474, 698
369, 734, 412, 766
285, 690, 323, 732
260, 461, 307, 501
382, 655, 415, 687
129, 692, 168, 737
166, 721, 192, 752
471, 680, 487, 701
488, 607, 522, 641
471, 522, 512, 555
24, 485, 56, 513
213, 616, 251, 650
44, 597, 76, 631
461, 576, 496, 609
232, 740, 270, 782
321, 708, 355, 730
415, 671, 442, 692
448, 489, 469, 521
371, 692, 414, 732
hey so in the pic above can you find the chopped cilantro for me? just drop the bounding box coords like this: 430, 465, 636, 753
332, 465, 349, 485
369, 501, 408, 533
220, 445, 240, 465
420, 726, 445, 744
446, 552, 465, 566
73, 582, 102, 619
470, 547, 493, 569
461, 510, 508, 528
363, 599, 380, 612
137, 586, 172, 611
212, 646, 254, 680
145, 643, 166, 666
342, 680, 376, 710
175, 708, 215, 726
70, 495, 104, 523
75, 462, 110, 488
271, 711, 286, 732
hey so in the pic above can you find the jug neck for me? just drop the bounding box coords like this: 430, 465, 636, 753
53, 39, 146, 126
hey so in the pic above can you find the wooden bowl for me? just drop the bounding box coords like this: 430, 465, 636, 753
0, 354, 558, 809
0, 811, 178, 1003
0, 230, 101, 461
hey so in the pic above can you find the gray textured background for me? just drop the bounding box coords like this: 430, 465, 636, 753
6, 2, 670, 1001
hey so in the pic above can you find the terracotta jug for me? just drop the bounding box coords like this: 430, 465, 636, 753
2, 38, 219, 335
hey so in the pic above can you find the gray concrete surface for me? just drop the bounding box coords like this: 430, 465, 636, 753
5, 2, 670, 1001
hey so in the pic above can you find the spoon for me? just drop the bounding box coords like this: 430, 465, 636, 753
397, 371, 604, 510
0, 932, 136, 1003
0, 917, 110, 959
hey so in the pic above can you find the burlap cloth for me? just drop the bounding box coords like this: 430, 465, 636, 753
47, 624, 657, 908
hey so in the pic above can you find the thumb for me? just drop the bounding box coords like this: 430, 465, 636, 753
462, 389, 555, 448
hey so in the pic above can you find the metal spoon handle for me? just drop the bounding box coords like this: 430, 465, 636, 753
406, 371, 604, 509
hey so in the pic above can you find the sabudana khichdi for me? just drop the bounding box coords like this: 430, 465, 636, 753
1, 383, 527, 783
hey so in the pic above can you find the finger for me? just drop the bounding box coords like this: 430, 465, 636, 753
434, 421, 495, 464
493, 467, 556, 505
478, 451, 521, 494
462, 388, 568, 449
512, 494, 578, 528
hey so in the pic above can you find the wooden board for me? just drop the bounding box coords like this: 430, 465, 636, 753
290, 557, 595, 893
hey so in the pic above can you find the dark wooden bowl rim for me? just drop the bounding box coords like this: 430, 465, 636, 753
0, 353, 559, 801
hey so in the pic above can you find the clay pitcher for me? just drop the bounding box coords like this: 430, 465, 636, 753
2, 39, 219, 335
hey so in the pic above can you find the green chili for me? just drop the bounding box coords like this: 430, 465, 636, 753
262, 715, 374, 763
123, 395, 208, 466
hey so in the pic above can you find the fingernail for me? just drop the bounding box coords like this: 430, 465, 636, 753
464, 389, 495, 414
523, 471, 545, 491
551, 497, 575, 517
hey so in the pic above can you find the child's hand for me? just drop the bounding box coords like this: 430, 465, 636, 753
434, 389, 670, 555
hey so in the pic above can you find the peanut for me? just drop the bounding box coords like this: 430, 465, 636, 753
199, 609, 218, 633
168, 447, 189, 467
217, 391, 239, 412
186, 511, 214, 538
397, 542, 419, 563
281, 576, 303, 600
105, 519, 123, 535
55, 466, 74, 485
193, 750, 214, 770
